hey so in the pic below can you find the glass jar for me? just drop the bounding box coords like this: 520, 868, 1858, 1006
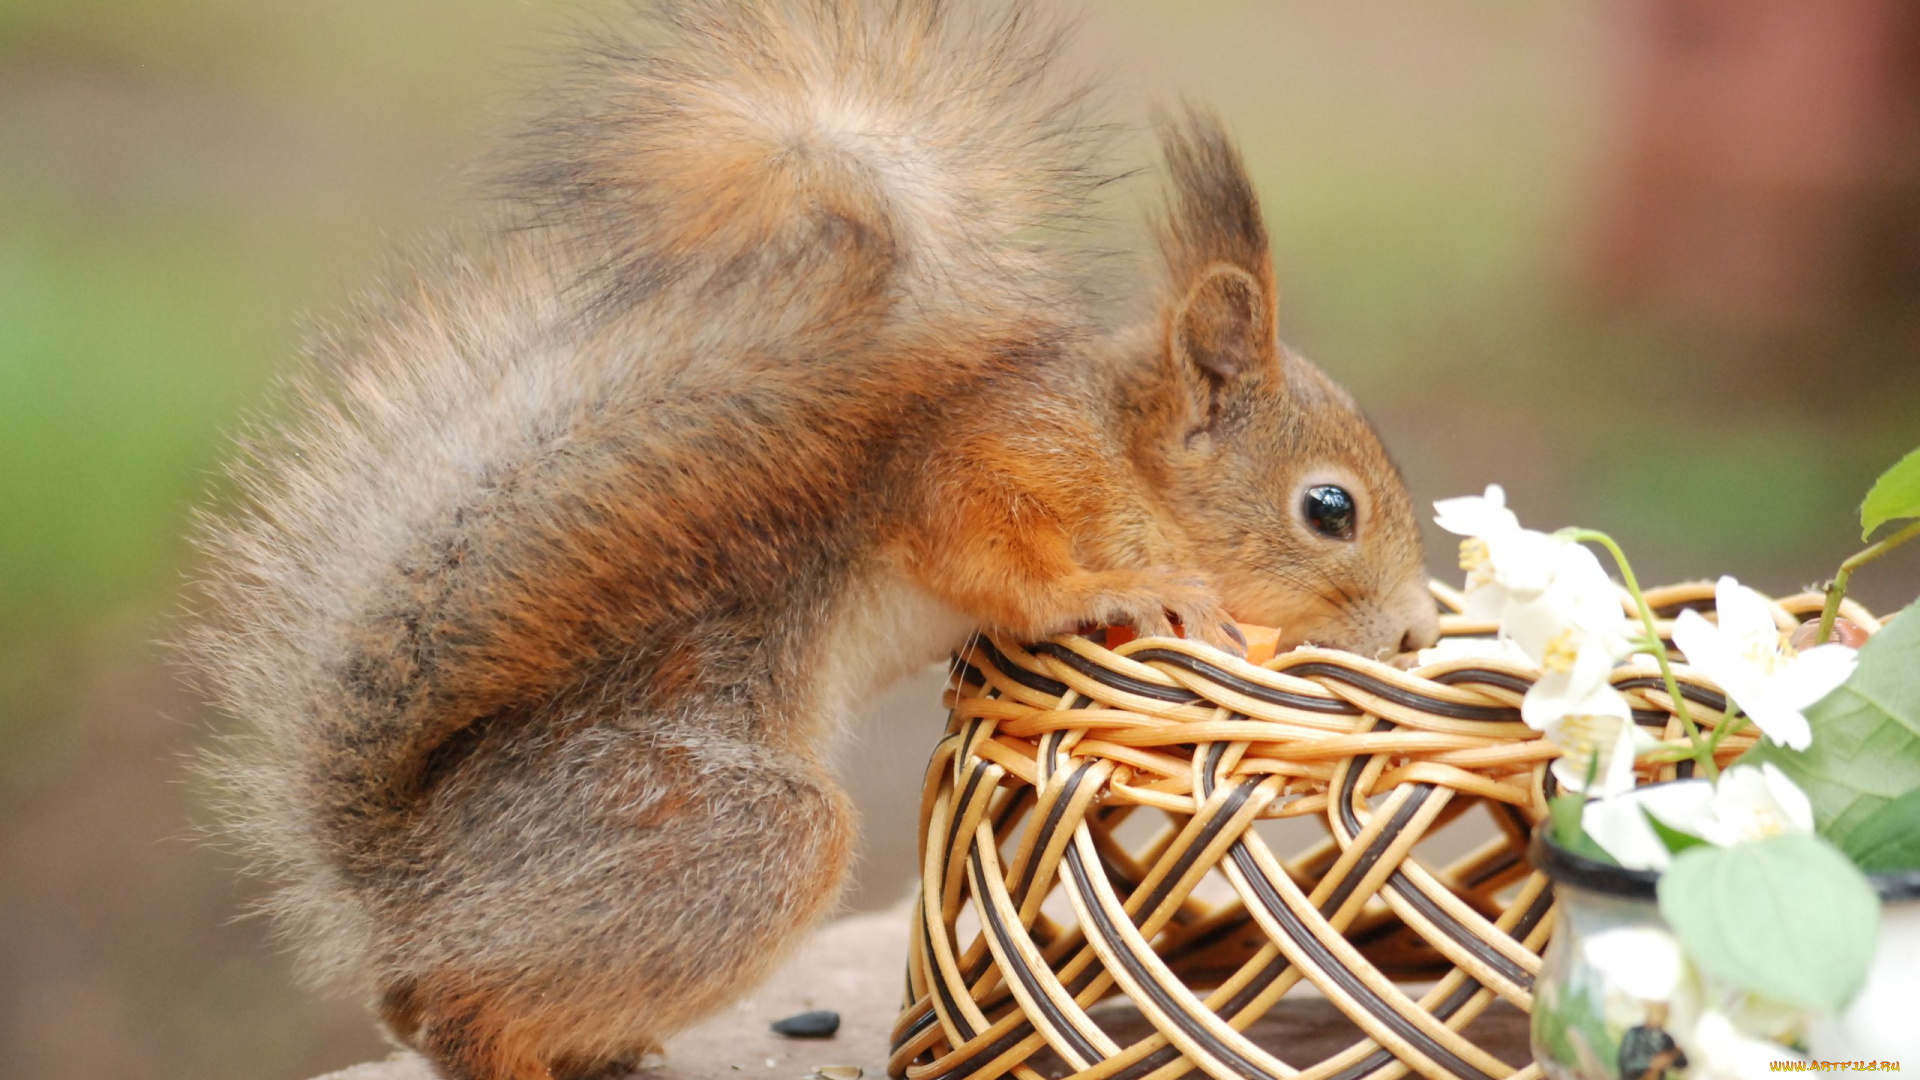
1529, 823, 1689, 1080
1529, 783, 1920, 1078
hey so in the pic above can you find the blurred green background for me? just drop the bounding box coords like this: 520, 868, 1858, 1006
2, 2, 1915, 1078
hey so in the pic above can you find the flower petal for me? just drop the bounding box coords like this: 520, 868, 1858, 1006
1486, 528, 1567, 595
1520, 670, 1574, 730
1571, 630, 1629, 690
1776, 643, 1858, 710
1739, 690, 1814, 751
1550, 541, 1616, 595
1502, 555, 1633, 672
1547, 702, 1639, 796
1759, 762, 1815, 834
1525, 666, 1631, 730
1695, 764, 1816, 846
1600, 719, 1643, 797
1503, 592, 1568, 665
1640, 780, 1717, 839
1461, 583, 1512, 622
1713, 575, 1783, 659
1695, 766, 1766, 846
1640, 784, 1714, 814
1584, 785, 1713, 871
1671, 608, 1733, 676
1432, 485, 1516, 537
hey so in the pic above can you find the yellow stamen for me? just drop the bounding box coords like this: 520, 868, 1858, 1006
1552, 714, 1628, 783
1543, 630, 1580, 674
1459, 538, 1494, 586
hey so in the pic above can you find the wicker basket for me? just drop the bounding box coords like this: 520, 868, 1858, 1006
887, 581, 1882, 1080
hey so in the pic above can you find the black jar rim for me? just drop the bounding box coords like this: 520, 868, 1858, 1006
1529, 782, 1920, 902
1529, 828, 1662, 900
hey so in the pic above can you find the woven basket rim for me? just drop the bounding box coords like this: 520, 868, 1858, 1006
1082, 580, 1883, 674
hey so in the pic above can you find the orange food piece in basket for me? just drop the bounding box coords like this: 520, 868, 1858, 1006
1237, 623, 1281, 664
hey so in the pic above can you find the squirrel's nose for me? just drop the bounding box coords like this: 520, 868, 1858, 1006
1397, 600, 1441, 655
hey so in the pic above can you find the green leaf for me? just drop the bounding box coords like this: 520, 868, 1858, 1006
1742, 596, 1920, 849
1861, 445, 1920, 540
1839, 787, 1920, 873
1641, 806, 1708, 856
1550, 792, 1618, 865
1657, 834, 1879, 1012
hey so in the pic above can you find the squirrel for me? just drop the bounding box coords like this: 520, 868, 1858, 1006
181, 2, 1441, 1078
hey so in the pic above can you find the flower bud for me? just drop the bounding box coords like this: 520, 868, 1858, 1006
1787, 617, 1868, 652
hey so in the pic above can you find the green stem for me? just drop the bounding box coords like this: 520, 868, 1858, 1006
1639, 743, 1705, 765
1638, 714, 1747, 766
1704, 710, 1749, 756
1817, 519, 1920, 643
1563, 529, 1718, 781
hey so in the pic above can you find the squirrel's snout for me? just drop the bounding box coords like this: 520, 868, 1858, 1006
1378, 579, 1441, 661
1398, 613, 1440, 655
1266, 577, 1440, 661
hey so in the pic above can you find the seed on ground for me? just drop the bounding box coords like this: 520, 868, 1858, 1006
771, 1010, 842, 1038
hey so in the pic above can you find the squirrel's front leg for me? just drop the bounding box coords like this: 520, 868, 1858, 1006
906, 455, 1245, 656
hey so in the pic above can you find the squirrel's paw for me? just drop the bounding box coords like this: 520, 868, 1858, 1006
1083, 569, 1245, 659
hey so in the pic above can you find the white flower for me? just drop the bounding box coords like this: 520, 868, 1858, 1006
1505, 544, 1638, 727
1582, 926, 1687, 1002
1579, 766, 1815, 868
1584, 782, 1716, 871
1433, 487, 1639, 720
1541, 690, 1646, 797
1687, 1009, 1804, 1079
1671, 576, 1857, 750
1433, 485, 1576, 621
1692, 763, 1815, 847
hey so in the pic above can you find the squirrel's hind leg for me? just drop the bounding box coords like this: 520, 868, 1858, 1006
381, 980, 591, 1080
376, 720, 856, 1080
374, 975, 556, 1080
548, 1044, 662, 1080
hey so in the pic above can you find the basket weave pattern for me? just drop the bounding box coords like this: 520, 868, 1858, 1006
888, 583, 1876, 1080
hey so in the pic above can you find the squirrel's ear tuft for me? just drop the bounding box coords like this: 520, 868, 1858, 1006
1157, 111, 1279, 404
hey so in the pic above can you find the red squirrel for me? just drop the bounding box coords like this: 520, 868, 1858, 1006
181, 2, 1439, 1077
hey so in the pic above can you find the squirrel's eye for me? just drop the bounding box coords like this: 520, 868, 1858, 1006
1302, 485, 1356, 541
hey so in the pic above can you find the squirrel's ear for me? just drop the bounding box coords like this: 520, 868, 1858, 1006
1157, 112, 1281, 414
1172, 263, 1268, 382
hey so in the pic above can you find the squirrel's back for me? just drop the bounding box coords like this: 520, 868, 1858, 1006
183, 0, 1112, 993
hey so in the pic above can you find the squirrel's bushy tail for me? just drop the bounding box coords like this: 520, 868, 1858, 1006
512, 0, 1113, 333
182, 0, 1111, 994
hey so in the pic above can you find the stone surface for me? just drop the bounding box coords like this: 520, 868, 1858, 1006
312, 902, 1533, 1080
